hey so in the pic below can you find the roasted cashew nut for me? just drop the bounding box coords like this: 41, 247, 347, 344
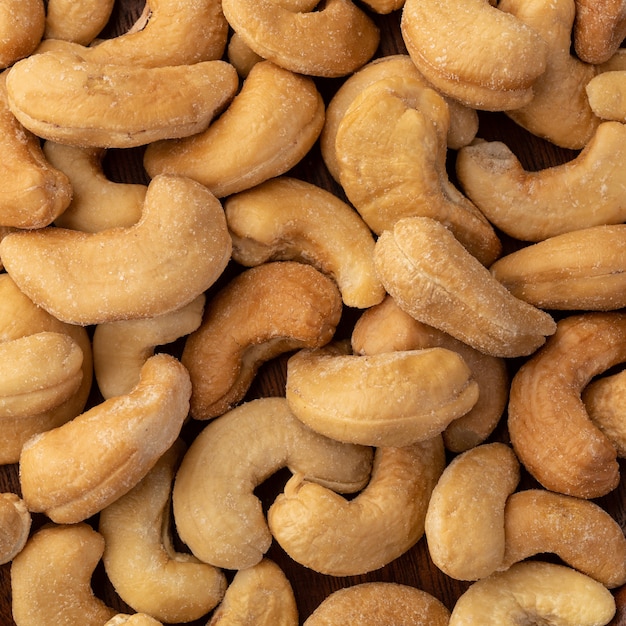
586, 71, 626, 123
574, 0, 626, 64
268, 437, 445, 576
0, 0, 45, 69
0, 492, 31, 565
44, 0, 115, 45
172, 397, 373, 570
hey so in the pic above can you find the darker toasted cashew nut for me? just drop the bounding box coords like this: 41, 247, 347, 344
508, 312, 626, 499
0, 0, 44, 69
574, 0, 626, 64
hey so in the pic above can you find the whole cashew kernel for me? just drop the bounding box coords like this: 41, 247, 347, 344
172, 397, 373, 570
19, 353, 192, 524
0, 0, 44, 69
0, 493, 31, 565
574, 0, 626, 64
268, 437, 445, 576
44, 0, 115, 45
0, 174, 232, 325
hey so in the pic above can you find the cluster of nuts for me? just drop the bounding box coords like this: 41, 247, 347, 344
1, 0, 626, 624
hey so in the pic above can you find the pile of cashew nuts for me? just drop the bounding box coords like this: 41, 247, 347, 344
1, 0, 626, 624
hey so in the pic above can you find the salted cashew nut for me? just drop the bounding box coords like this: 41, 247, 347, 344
0, 493, 31, 565
490, 225, 626, 311
373, 217, 556, 358
99, 439, 227, 623
181, 261, 343, 420
105, 615, 163, 626
508, 312, 626, 499
172, 397, 373, 570
285, 342, 479, 447
224, 176, 385, 309
456, 122, 626, 242
19, 353, 192, 524
207, 558, 298, 626
144, 60, 325, 198
0, 0, 45, 69
499, 0, 600, 150
502, 489, 626, 588
400, 0, 548, 111
268, 437, 445, 576
44, 0, 115, 45
573, 0, 626, 64
351, 295, 509, 452
11, 523, 117, 626
424, 443, 520, 581
94, 295, 205, 399
43, 142, 146, 232
0, 72, 72, 229
0, 174, 232, 326
6, 49, 239, 148
334, 74, 501, 266
586, 71, 626, 123
448, 561, 616, 626
303, 582, 451, 626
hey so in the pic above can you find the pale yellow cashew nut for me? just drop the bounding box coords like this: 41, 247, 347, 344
0, 493, 31, 565
586, 71, 626, 123
44, 0, 115, 45
0, 0, 45, 69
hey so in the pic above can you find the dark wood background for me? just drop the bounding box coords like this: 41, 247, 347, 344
1, 1, 625, 624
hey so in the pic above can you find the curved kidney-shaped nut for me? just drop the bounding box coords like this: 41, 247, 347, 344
500, 0, 600, 150
374, 217, 556, 358
172, 397, 373, 570
11, 523, 117, 626
19, 353, 191, 524
574, 0, 626, 64
99, 440, 226, 623
335, 74, 501, 266
304, 582, 451, 626
0, 0, 44, 68
502, 489, 626, 588
586, 71, 626, 123
425, 443, 520, 581
144, 60, 325, 198
0, 174, 232, 325
269, 437, 445, 576
94, 295, 205, 399
450, 561, 616, 625
285, 343, 478, 447
508, 312, 626, 499
0, 493, 31, 565
0, 72, 72, 229
221, 0, 379, 77
400, 0, 547, 111
6, 49, 238, 148
105, 615, 163, 626
43, 142, 146, 232
224, 177, 385, 309
490, 225, 626, 311
456, 122, 626, 242
44, 0, 114, 45
182, 262, 342, 420
352, 295, 509, 452
207, 558, 298, 626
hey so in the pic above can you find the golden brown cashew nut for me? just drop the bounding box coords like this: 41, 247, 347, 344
448, 561, 616, 626
6, 49, 239, 148
221, 0, 379, 78
334, 75, 501, 266
144, 61, 325, 198
99, 440, 227, 623
374, 217, 556, 358
508, 312, 626, 499
0, 0, 44, 68
268, 438, 445, 576
0, 493, 31, 565
424, 443, 520, 581
207, 559, 298, 626
586, 71, 626, 123
400, 0, 548, 111
304, 582, 451, 626
11, 523, 117, 626
502, 489, 626, 588
44, 0, 114, 45
456, 122, 626, 242
182, 262, 342, 421
224, 177, 385, 309
172, 397, 373, 570
574, 0, 626, 64
0, 174, 232, 326
19, 353, 191, 524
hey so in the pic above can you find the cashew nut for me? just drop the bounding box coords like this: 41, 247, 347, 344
373, 216, 556, 358
224, 176, 385, 309
586, 71, 626, 123
0, 492, 30, 565
181, 262, 343, 420
0, 174, 232, 325
19, 353, 192, 524
508, 312, 626, 499
268, 437, 445, 576
44, 0, 115, 45
144, 60, 325, 198
11, 523, 117, 626
0, 0, 44, 69
456, 122, 626, 242
99, 439, 227, 623
172, 397, 373, 569
105, 615, 163, 626
573, 0, 626, 64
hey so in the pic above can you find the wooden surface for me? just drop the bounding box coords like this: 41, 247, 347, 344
1, 1, 625, 624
